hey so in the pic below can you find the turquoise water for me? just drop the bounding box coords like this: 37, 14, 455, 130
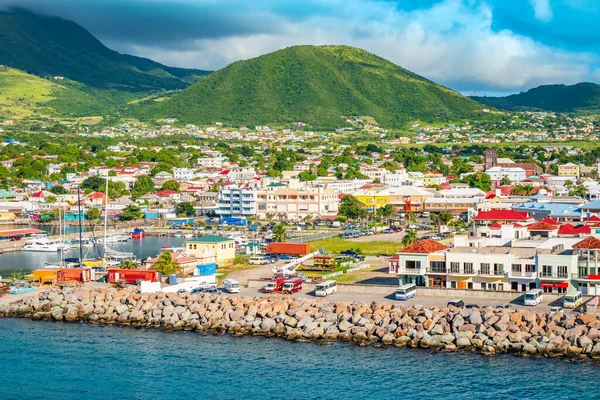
0, 319, 598, 400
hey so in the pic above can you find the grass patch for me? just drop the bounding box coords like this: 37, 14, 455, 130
309, 237, 399, 256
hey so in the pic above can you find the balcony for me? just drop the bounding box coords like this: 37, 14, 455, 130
571, 273, 600, 281
398, 268, 426, 275
509, 270, 537, 279
448, 268, 476, 276
478, 269, 506, 278
426, 268, 448, 274
538, 272, 569, 280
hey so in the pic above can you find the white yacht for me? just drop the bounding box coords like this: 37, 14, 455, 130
22, 238, 61, 252
101, 234, 130, 243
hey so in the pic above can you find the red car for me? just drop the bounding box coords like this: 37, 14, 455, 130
10, 236, 21, 241
261, 277, 287, 293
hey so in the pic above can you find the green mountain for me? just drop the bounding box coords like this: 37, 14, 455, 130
135, 45, 486, 128
0, 9, 210, 91
471, 82, 600, 112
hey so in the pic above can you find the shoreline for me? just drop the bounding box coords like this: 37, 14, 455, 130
1, 287, 600, 362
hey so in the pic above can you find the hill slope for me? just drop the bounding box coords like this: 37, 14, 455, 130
0, 66, 136, 119
135, 45, 485, 127
471, 83, 600, 112
0, 9, 210, 91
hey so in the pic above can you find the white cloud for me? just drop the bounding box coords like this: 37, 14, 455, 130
104, 0, 599, 93
530, 0, 553, 21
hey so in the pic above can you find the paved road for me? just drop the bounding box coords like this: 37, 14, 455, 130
223, 286, 563, 313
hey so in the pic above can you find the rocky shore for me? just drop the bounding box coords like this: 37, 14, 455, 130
2, 287, 600, 361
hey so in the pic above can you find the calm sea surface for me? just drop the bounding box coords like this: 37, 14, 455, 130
0, 319, 598, 400
0, 236, 185, 273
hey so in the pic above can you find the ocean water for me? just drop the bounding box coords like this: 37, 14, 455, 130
0, 319, 598, 400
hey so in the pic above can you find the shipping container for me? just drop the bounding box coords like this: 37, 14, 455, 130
266, 242, 311, 255
196, 263, 217, 276
31, 268, 61, 284
57, 268, 92, 283
107, 269, 159, 284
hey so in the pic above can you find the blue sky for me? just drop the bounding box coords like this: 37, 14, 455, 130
2, 0, 600, 95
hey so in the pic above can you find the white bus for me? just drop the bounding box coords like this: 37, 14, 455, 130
315, 280, 337, 297
524, 288, 543, 306
223, 279, 241, 293
563, 291, 583, 309
395, 283, 417, 301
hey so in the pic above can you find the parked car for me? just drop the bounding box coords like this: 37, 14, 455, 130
177, 289, 189, 295
549, 306, 563, 316
278, 254, 291, 260
496, 303, 513, 309
381, 228, 394, 234
341, 249, 359, 256
447, 299, 465, 308
465, 304, 480, 309
205, 287, 221, 295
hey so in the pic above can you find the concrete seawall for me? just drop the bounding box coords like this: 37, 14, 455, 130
2, 287, 600, 361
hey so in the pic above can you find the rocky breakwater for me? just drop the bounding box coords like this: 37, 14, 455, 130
2, 287, 600, 361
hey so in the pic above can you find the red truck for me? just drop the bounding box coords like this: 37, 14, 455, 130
261, 277, 287, 293
281, 277, 303, 294
267, 242, 310, 256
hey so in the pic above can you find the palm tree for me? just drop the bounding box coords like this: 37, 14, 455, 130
118, 259, 137, 269
400, 229, 419, 247
152, 251, 182, 275
272, 224, 286, 243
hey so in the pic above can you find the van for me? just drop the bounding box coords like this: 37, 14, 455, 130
281, 278, 303, 294
524, 289, 543, 306
563, 291, 583, 309
249, 256, 268, 265
224, 279, 241, 294
315, 280, 337, 297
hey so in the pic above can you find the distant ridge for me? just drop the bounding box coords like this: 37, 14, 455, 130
471, 82, 600, 112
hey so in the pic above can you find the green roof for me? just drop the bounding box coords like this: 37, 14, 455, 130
188, 235, 233, 243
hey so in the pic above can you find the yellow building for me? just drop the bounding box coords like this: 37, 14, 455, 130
352, 186, 390, 211
558, 163, 580, 178
186, 235, 236, 267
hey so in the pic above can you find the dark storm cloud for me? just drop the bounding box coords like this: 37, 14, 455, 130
0, 0, 282, 48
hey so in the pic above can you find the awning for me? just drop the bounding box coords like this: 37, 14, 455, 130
540, 283, 554, 288
555, 282, 569, 289
588, 274, 600, 280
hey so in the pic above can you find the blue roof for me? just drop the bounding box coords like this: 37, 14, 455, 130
512, 202, 582, 217
581, 199, 600, 210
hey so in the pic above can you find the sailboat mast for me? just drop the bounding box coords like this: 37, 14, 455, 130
77, 187, 83, 266
103, 177, 109, 263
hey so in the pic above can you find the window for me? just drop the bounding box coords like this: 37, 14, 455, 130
526, 264, 536, 273
542, 265, 552, 277
429, 261, 446, 273
450, 262, 459, 273
464, 263, 474, 274
405, 260, 421, 270
512, 264, 522, 273
557, 265, 568, 278
450, 281, 457, 289
481, 263, 490, 274
494, 264, 504, 275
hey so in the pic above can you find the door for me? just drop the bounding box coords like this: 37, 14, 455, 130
521, 284, 527, 292
457, 281, 467, 289
511, 282, 518, 291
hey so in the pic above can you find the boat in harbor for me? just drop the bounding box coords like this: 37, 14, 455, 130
101, 234, 131, 243
131, 228, 146, 239
22, 238, 61, 252
161, 245, 185, 252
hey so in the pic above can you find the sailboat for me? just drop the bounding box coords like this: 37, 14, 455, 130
100, 178, 135, 266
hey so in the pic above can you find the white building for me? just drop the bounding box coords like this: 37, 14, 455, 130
173, 168, 194, 182
486, 167, 527, 184
217, 186, 257, 219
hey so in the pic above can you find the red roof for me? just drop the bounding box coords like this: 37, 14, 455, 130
489, 222, 502, 229
399, 239, 448, 254
540, 217, 561, 225
30, 191, 45, 198
86, 192, 106, 199
473, 210, 530, 222
573, 236, 600, 249
586, 215, 600, 223
558, 224, 591, 235
527, 221, 559, 231
156, 190, 179, 196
